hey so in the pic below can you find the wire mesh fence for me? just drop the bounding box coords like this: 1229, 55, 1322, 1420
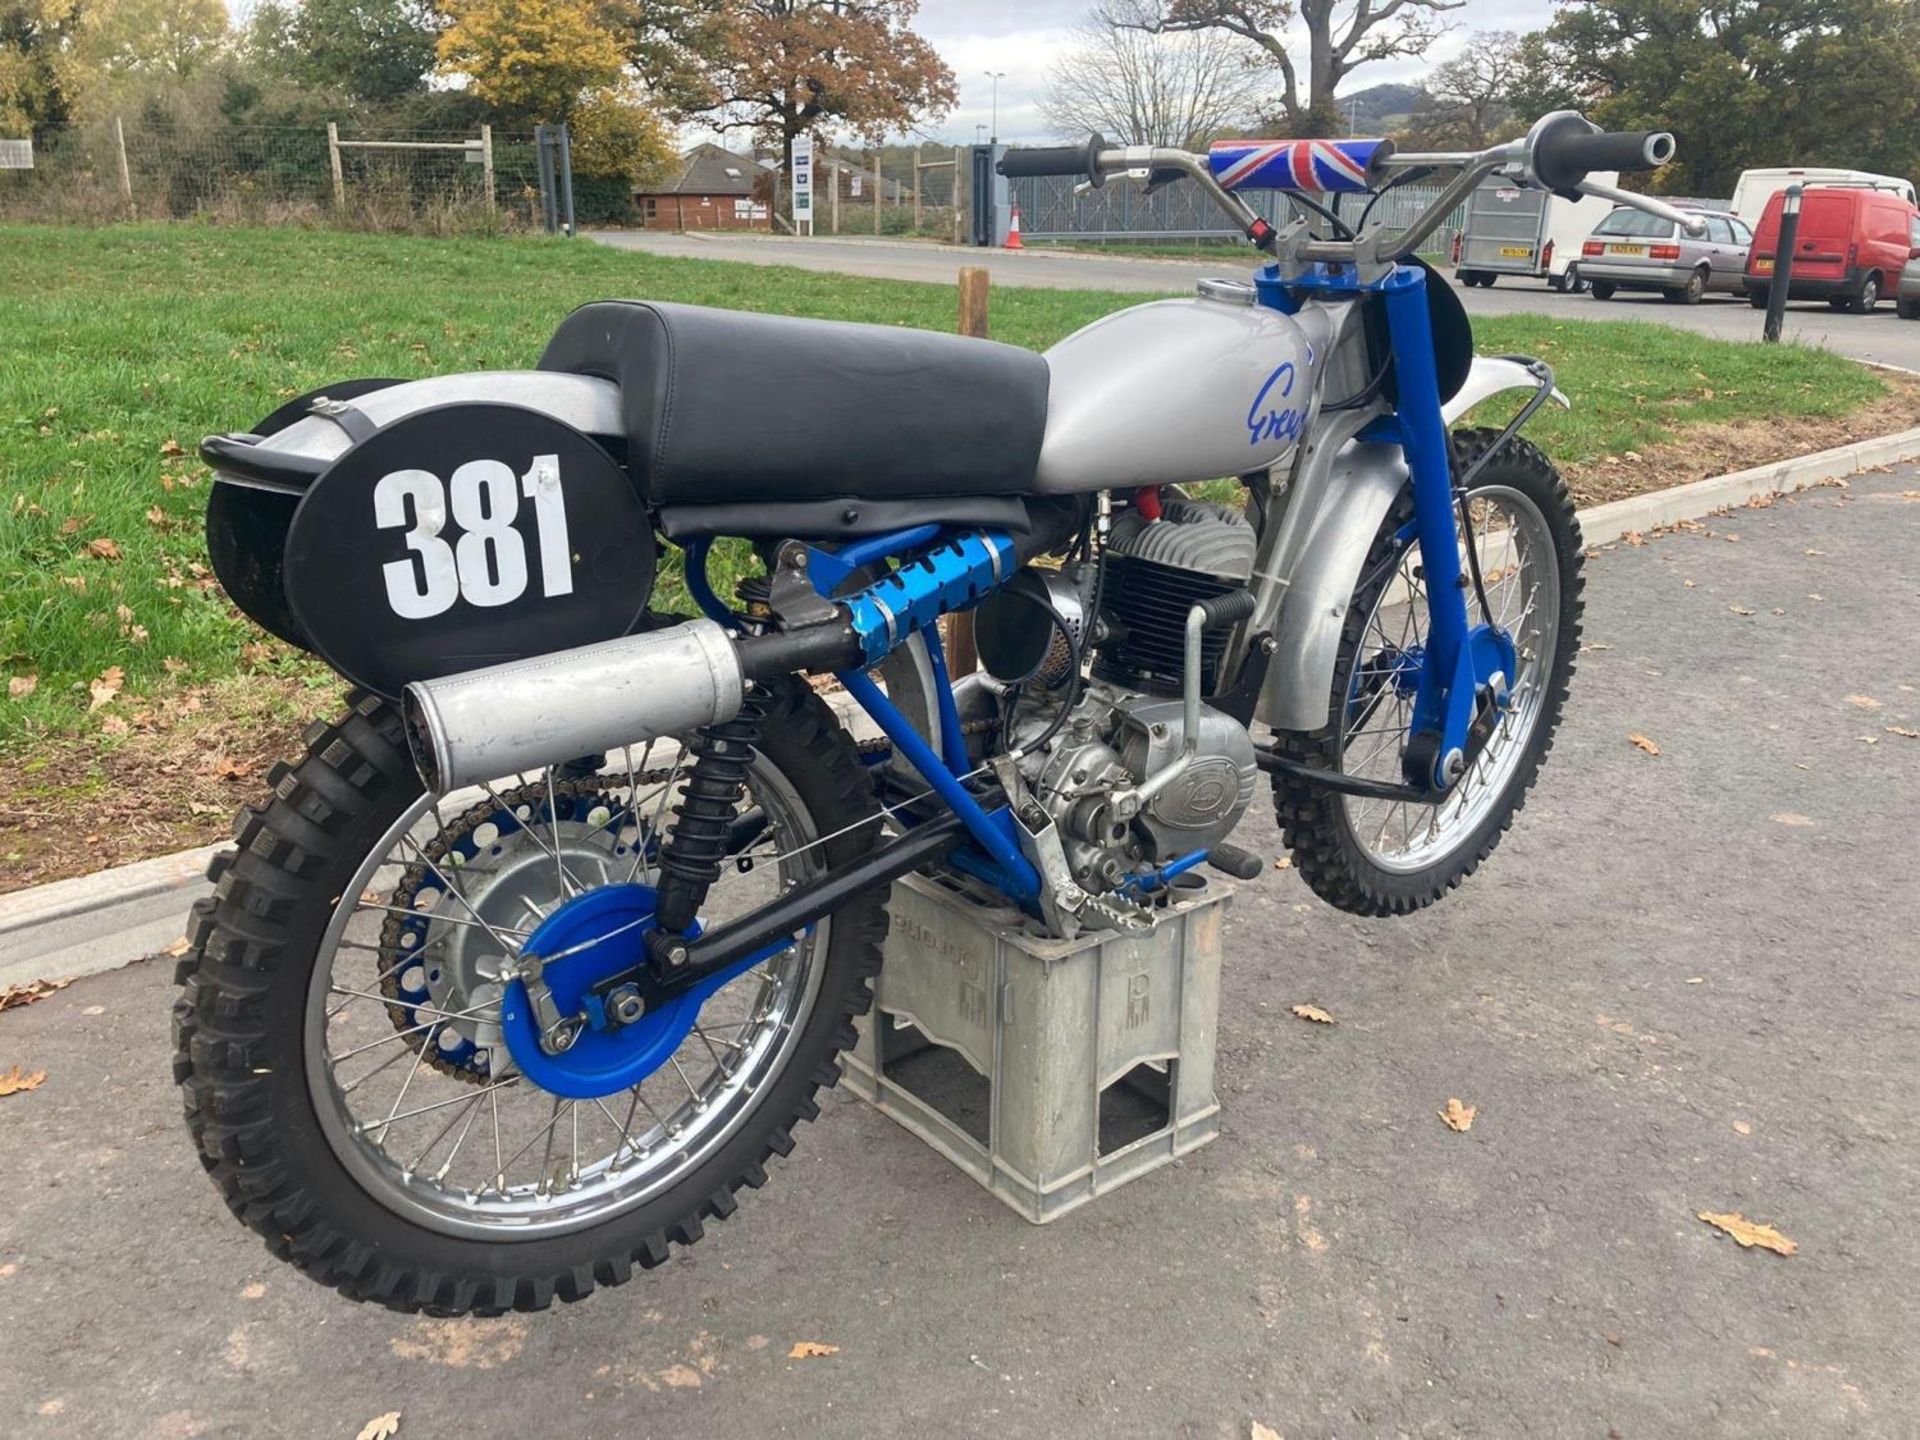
1008, 173, 1467, 256
0, 120, 556, 231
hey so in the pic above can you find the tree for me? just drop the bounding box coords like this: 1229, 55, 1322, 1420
1407, 29, 1523, 148
569, 85, 676, 184
1039, 15, 1263, 147
0, 0, 84, 130
249, 0, 440, 104
1101, 0, 1464, 135
1537, 0, 1920, 194
437, 0, 628, 124
76, 0, 226, 80
642, 0, 955, 182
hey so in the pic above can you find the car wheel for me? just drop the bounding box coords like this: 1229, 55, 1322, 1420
1748, 286, 1769, 308
1667, 268, 1707, 305
1897, 296, 1920, 320
1589, 281, 1615, 301
1850, 274, 1880, 315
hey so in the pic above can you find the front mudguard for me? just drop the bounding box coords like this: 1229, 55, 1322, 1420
1257, 357, 1569, 733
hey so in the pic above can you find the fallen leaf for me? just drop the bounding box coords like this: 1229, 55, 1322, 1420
1438, 1097, 1476, 1133
87, 666, 124, 712
1624, 530, 1647, 547
160, 936, 191, 958
1628, 733, 1660, 756
1272, 855, 1293, 870
1728, 605, 1755, 617
7, 674, 36, 699
1252, 1425, 1283, 1440
1698, 1210, 1796, 1256
788, 1342, 839, 1360
1290, 1004, 1335, 1025
1685, 976, 1705, 984
1732, 1120, 1752, 1136
354, 1413, 401, 1440
146, 505, 167, 525
1885, 727, 1919, 740
1724, 533, 1740, 544
159, 438, 187, 459
1858, 735, 1880, 746
99, 714, 130, 737
1845, 695, 1881, 711
0, 1067, 47, 1097
1769, 813, 1814, 827
1804, 548, 1826, 556
0, 978, 70, 1013
84, 536, 122, 562
1807, 594, 1824, 602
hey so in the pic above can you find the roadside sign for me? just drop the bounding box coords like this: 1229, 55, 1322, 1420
850, 172, 863, 198
792, 134, 813, 234
0, 139, 32, 170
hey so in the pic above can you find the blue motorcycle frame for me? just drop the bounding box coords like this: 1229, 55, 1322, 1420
677, 258, 1512, 915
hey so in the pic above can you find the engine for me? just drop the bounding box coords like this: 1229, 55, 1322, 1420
978, 499, 1261, 897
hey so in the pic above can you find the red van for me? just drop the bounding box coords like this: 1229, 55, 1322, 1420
1746, 184, 1920, 313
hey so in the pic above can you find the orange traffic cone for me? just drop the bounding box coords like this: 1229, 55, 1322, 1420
1004, 202, 1025, 250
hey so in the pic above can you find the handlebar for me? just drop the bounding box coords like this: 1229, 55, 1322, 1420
998, 135, 1107, 181
1528, 113, 1675, 192
995, 110, 1695, 261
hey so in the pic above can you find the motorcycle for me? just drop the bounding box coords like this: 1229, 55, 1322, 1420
175, 113, 1699, 1313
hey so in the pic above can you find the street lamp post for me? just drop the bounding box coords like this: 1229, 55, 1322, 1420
985, 71, 1006, 145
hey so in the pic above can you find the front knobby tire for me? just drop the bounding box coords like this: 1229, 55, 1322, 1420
1271, 428, 1584, 917
172, 683, 886, 1315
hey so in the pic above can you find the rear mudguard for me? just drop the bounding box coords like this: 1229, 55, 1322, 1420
1256, 356, 1569, 733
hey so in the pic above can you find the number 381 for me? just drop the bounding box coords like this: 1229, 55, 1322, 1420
373, 454, 574, 620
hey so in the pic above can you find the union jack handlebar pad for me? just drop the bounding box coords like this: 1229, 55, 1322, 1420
1208, 138, 1395, 194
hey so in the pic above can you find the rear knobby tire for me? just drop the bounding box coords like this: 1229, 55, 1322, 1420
172, 682, 885, 1315
1270, 428, 1584, 917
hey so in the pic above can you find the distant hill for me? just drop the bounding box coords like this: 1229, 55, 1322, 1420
1336, 83, 1427, 134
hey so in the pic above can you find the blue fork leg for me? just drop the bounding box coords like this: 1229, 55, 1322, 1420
1378, 268, 1501, 789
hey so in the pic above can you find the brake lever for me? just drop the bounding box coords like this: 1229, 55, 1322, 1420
1576, 176, 1708, 238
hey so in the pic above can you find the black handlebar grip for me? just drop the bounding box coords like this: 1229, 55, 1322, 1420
997, 132, 1109, 185
1532, 114, 1676, 193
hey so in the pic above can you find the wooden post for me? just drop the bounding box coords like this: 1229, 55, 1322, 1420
830, 155, 840, 234
112, 116, 132, 214
912, 144, 922, 233
480, 124, 495, 212
873, 152, 883, 235
326, 122, 345, 210
946, 265, 992, 676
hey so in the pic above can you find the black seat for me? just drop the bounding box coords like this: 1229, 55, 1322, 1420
538, 300, 1051, 506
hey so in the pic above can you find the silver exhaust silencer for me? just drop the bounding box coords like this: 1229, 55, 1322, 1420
403, 618, 745, 792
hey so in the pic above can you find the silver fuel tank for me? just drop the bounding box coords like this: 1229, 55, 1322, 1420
1034, 282, 1334, 494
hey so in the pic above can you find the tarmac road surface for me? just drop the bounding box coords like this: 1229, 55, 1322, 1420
1, 465, 1917, 1438
588, 229, 1920, 372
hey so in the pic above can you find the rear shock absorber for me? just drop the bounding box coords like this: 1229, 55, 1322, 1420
651, 688, 770, 938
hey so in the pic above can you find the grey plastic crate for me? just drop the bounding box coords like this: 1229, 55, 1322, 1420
844, 869, 1231, 1223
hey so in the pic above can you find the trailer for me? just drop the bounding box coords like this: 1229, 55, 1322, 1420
1453, 172, 1620, 291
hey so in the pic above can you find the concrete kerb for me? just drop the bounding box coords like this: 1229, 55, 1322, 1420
5, 425, 1918, 992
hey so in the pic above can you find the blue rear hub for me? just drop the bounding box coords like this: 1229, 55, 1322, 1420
499, 883, 796, 1101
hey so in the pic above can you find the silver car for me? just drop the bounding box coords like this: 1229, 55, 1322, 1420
1580, 206, 1752, 304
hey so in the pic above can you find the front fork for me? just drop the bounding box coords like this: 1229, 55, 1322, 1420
1371, 268, 1516, 791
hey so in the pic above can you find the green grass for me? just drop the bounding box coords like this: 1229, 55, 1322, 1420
0, 222, 1887, 745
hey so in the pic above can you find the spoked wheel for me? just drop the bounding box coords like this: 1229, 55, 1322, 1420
1272, 428, 1584, 916
173, 681, 884, 1314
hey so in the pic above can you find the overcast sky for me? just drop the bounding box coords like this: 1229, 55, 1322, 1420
909, 0, 1558, 146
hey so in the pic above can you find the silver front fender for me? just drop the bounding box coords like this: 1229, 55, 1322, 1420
1256, 440, 1408, 732
1255, 357, 1570, 733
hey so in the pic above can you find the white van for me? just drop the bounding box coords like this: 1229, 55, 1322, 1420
1731, 167, 1916, 224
